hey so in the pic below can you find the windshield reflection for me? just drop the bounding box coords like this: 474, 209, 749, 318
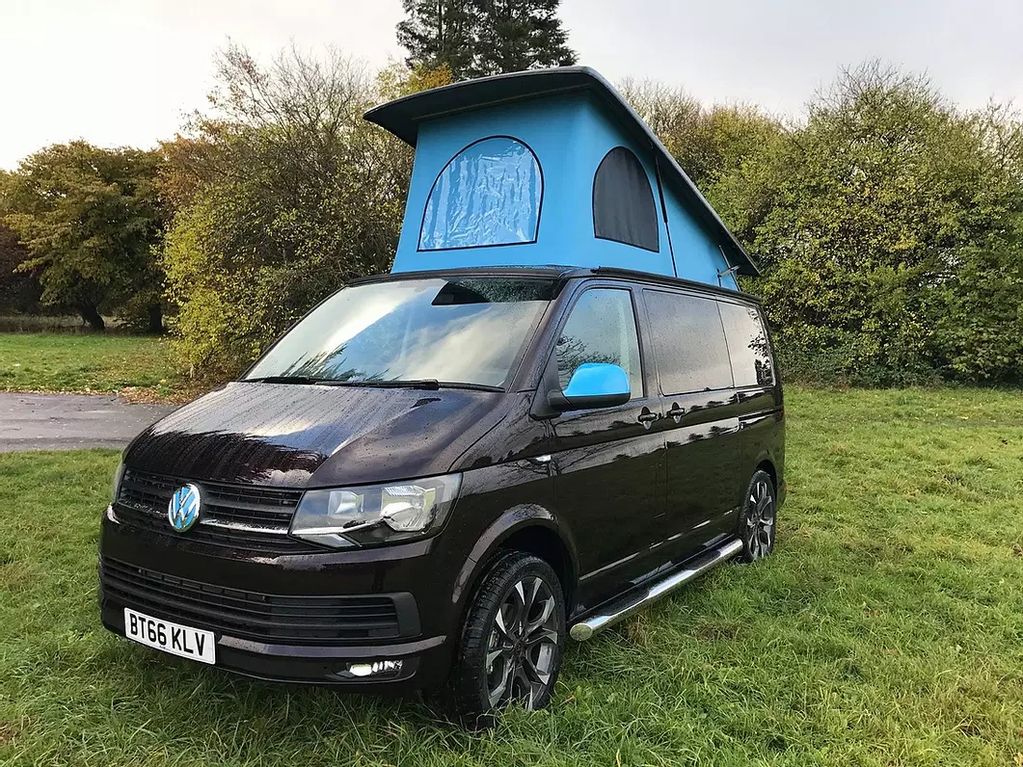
245, 277, 555, 389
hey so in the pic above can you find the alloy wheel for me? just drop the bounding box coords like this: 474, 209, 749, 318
745, 476, 776, 560
484, 575, 560, 709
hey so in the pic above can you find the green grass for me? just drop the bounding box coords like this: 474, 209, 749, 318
1, 388, 1021, 766
0, 333, 181, 398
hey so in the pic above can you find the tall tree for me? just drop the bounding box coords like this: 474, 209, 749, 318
3, 142, 166, 331
0, 223, 39, 315
396, 0, 475, 77
0, 172, 39, 313
471, 0, 576, 77
397, 0, 576, 80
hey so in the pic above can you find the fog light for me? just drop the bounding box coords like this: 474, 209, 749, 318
344, 659, 403, 679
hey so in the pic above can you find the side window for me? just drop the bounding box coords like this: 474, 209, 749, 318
719, 302, 774, 387
556, 288, 643, 398
592, 147, 659, 252
643, 290, 733, 394
419, 137, 542, 250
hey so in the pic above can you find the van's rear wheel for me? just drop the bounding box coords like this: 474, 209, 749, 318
738, 470, 777, 562
443, 552, 565, 726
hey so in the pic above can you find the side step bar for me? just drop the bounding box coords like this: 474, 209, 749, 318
569, 538, 744, 641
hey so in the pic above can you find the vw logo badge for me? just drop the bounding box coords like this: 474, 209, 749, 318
168, 483, 202, 533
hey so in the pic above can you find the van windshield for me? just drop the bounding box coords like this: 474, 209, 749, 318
244, 277, 556, 390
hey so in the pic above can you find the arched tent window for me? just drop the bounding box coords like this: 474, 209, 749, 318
592, 146, 659, 252
419, 136, 543, 251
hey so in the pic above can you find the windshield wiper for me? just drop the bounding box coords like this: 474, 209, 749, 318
316, 378, 441, 390
246, 375, 320, 384
249, 376, 500, 392
433, 381, 503, 392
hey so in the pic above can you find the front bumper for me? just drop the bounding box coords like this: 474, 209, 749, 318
99, 505, 457, 692
99, 599, 448, 689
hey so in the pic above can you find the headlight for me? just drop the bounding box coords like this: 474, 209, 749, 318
290, 473, 462, 548
111, 462, 125, 502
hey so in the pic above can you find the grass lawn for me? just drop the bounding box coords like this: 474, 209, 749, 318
0, 333, 183, 400
1, 388, 1021, 766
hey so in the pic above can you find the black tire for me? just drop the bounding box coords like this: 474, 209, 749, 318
442, 551, 566, 727
737, 469, 777, 563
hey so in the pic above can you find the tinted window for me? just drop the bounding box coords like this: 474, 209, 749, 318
420, 137, 542, 250
644, 290, 732, 394
246, 277, 554, 389
719, 302, 774, 387
592, 147, 659, 252
556, 288, 642, 397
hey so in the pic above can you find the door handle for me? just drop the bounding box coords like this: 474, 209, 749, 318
637, 411, 659, 425
666, 404, 686, 422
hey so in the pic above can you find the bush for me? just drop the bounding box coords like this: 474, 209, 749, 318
718, 64, 1023, 386
930, 236, 1023, 382
162, 47, 419, 378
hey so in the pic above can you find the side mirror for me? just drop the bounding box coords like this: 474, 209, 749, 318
548, 362, 631, 412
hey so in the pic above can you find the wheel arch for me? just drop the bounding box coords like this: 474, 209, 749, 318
754, 457, 778, 490
451, 505, 579, 618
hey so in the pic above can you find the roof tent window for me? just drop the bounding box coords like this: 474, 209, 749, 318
592, 147, 659, 252
419, 136, 542, 251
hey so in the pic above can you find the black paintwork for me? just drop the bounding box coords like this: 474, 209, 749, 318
99, 267, 785, 691
125, 382, 519, 488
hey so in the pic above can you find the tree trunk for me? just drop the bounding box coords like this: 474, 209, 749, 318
79, 304, 105, 331
147, 303, 164, 334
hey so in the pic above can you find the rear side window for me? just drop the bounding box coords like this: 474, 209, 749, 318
556, 288, 643, 398
643, 290, 733, 394
719, 302, 774, 387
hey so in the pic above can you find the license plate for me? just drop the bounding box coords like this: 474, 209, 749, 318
123, 608, 216, 665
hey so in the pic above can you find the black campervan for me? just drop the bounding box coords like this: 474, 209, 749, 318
99, 68, 785, 723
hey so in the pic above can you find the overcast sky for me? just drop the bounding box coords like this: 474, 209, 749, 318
2, 0, 1021, 169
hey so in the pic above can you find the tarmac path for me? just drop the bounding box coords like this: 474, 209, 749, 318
0, 392, 176, 452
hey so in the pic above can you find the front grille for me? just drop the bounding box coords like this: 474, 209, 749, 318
100, 557, 405, 643
113, 469, 318, 555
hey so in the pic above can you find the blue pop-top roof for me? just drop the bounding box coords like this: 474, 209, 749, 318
364, 66, 757, 287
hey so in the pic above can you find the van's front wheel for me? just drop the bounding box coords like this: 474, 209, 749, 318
443, 552, 565, 726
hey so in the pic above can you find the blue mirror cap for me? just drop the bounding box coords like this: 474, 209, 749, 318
563, 362, 630, 398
